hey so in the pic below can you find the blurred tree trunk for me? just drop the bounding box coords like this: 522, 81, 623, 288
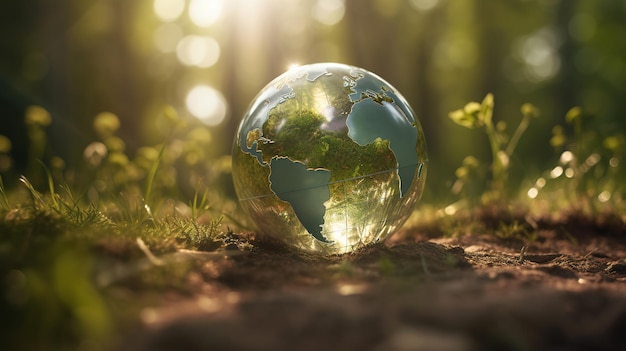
39, 0, 76, 163
555, 0, 578, 119
109, 0, 142, 151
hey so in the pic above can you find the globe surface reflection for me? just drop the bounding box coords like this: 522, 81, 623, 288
232, 63, 428, 255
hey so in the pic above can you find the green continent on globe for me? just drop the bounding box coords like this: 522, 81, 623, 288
268, 157, 332, 243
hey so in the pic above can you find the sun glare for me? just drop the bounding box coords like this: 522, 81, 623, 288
287, 63, 301, 71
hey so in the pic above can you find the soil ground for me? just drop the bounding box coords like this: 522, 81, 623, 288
113, 213, 626, 351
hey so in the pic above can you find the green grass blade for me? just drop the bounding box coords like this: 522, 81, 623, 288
19, 175, 44, 206
0, 175, 10, 210
144, 143, 166, 214
38, 160, 60, 212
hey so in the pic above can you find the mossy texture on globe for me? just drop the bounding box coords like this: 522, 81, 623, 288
232, 63, 427, 255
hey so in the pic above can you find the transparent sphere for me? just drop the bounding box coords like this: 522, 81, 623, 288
232, 63, 427, 255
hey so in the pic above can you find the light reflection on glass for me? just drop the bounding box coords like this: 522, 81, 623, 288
287, 63, 301, 72
237, 165, 425, 255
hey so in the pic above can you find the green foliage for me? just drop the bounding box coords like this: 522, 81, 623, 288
451, 156, 484, 205
449, 93, 539, 202
0, 170, 236, 349
448, 95, 624, 215
531, 106, 625, 213
495, 221, 537, 242
168, 215, 225, 251
0, 104, 243, 349
0, 205, 112, 350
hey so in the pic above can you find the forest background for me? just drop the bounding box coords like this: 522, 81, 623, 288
1, 0, 625, 204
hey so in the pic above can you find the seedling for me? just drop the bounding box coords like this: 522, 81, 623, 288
449, 93, 539, 202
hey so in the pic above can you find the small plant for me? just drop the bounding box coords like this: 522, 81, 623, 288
538, 106, 625, 212
143, 142, 166, 218
496, 220, 537, 242
451, 155, 484, 206
190, 185, 211, 221
168, 215, 225, 251
449, 93, 539, 202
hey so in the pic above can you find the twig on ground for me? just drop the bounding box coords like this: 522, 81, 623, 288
137, 237, 164, 266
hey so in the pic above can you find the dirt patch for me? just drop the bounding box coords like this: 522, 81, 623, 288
115, 221, 626, 351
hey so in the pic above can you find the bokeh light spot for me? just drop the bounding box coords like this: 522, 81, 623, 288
535, 177, 546, 188
409, 0, 440, 12
598, 191, 611, 203
176, 35, 220, 67
189, 0, 223, 27
560, 151, 574, 164
312, 0, 345, 26
185, 85, 228, 126
512, 27, 561, 82
550, 166, 564, 178
153, 0, 185, 22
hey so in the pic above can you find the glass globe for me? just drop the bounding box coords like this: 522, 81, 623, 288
232, 63, 427, 255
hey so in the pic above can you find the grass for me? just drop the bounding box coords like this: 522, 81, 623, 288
0, 106, 244, 349
0, 99, 624, 349
0, 175, 232, 350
